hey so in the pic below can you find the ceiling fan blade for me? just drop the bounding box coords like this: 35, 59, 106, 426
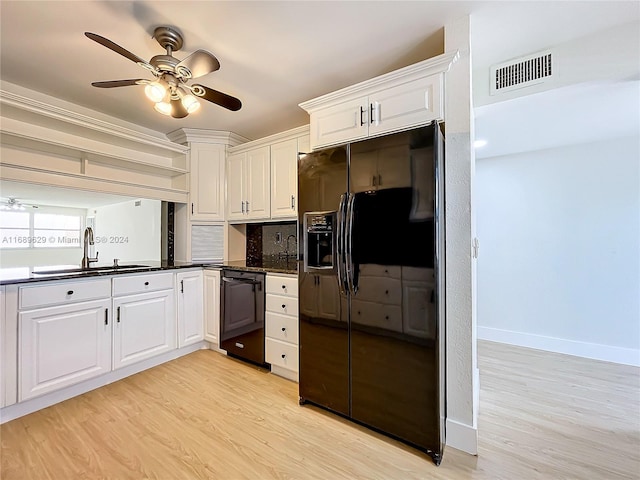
85, 32, 155, 72
193, 84, 242, 111
176, 50, 220, 79
91, 79, 145, 88
171, 99, 189, 118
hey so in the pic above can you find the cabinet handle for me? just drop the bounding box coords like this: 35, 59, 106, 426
191, 203, 194, 215
181, 279, 184, 293
281, 354, 286, 359
67, 290, 74, 295
360, 106, 366, 126
117, 306, 121, 323
372, 175, 377, 186
105, 308, 109, 326
246, 201, 249, 212
145, 281, 149, 286
378, 174, 382, 185
281, 327, 286, 332
291, 195, 295, 209
281, 284, 286, 290
281, 304, 286, 309
241, 201, 245, 213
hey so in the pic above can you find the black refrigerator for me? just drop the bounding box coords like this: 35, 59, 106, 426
297, 122, 446, 465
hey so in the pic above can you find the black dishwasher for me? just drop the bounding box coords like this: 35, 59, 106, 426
220, 269, 267, 367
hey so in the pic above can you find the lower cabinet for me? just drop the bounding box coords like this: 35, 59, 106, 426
112, 289, 176, 370
265, 273, 299, 381
203, 269, 221, 346
19, 298, 111, 401
176, 270, 204, 347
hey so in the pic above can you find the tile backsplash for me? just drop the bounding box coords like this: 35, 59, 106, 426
246, 222, 297, 264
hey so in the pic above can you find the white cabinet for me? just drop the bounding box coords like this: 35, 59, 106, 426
17, 279, 113, 402
300, 52, 458, 150
19, 299, 112, 401
270, 139, 298, 219
265, 274, 299, 381
227, 146, 270, 221
176, 270, 204, 347
307, 75, 442, 149
189, 143, 226, 221
271, 135, 311, 219
112, 288, 175, 370
203, 269, 221, 346
111, 271, 176, 370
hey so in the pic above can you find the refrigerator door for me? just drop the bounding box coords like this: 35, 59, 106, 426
348, 125, 444, 461
298, 147, 350, 416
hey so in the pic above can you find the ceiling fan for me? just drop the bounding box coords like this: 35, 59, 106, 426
85, 26, 241, 118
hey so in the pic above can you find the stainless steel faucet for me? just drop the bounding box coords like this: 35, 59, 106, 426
81, 227, 99, 269
285, 234, 297, 258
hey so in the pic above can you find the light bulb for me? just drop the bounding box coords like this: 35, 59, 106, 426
154, 101, 172, 116
145, 82, 166, 103
181, 94, 200, 113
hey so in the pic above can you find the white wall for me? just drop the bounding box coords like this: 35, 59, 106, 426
444, 16, 478, 455
90, 199, 161, 264
476, 135, 640, 365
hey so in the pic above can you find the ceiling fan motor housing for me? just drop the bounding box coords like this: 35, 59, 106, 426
153, 26, 183, 53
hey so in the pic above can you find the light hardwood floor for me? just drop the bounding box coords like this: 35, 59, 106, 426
1, 341, 639, 479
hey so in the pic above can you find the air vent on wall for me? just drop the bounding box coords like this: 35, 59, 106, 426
490, 50, 553, 95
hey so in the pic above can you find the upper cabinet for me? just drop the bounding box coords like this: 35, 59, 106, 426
227, 146, 271, 221
227, 125, 310, 223
271, 134, 309, 219
189, 143, 226, 221
299, 52, 459, 150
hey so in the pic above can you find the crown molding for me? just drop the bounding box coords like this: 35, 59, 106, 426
166, 128, 250, 147
0, 89, 188, 156
299, 50, 459, 112
227, 124, 310, 153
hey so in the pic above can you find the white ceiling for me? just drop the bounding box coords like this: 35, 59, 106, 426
0, 1, 638, 207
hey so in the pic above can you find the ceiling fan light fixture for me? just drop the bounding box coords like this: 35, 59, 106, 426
144, 81, 167, 103
178, 88, 200, 113
154, 101, 172, 116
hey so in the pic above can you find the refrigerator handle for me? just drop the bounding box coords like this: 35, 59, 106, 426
336, 193, 347, 295
345, 193, 358, 294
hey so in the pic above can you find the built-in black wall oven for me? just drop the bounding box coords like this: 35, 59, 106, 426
220, 269, 266, 366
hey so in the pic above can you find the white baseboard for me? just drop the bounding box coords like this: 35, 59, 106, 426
478, 326, 640, 367
446, 418, 478, 455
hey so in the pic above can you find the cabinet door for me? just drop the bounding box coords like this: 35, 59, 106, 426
19, 299, 111, 401
177, 271, 204, 347
270, 139, 298, 218
309, 96, 369, 149
203, 270, 221, 345
113, 290, 176, 370
246, 146, 270, 220
368, 74, 443, 137
190, 144, 226, 221
227, 152, 246, 220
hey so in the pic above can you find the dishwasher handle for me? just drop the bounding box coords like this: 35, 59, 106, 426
222, 276, 263, 290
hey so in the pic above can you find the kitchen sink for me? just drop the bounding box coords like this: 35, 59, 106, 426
32, 265, 151, 275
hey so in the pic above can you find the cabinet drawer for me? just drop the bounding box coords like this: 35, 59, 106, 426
266, 338, 299, 372
266, 275, 298, 297
351, 299, 402, 332
19, 278, 111, 310
112, 272, 174, 296
266, 294, 298, 317
266, 312, 299, 344
358, 264, 401, 279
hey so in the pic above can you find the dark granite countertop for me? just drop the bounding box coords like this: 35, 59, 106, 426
1, 257, 299, 285
0, 261, 221, 286
216, 256, 298, 275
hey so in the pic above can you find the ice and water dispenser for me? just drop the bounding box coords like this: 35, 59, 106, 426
303, 212, 336, 273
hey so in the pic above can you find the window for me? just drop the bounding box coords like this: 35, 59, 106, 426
0, 209, 83, 249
